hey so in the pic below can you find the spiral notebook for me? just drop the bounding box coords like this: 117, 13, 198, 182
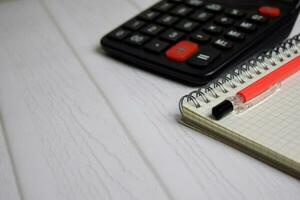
179, 33, 300, 178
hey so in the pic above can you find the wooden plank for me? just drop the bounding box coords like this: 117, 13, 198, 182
0, 121, 21, 200
127, 0, 156, 9
0, 1, 170, 200
42, 0, 300, 199
291, 17, 300, 35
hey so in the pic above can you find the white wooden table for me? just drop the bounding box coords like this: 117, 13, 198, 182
0, 1, 299, 199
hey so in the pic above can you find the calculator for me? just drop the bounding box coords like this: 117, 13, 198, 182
101, 0, 300, 85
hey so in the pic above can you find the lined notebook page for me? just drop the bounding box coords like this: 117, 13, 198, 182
184, 54, 300, 166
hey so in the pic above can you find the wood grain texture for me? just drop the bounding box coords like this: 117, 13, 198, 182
42, 0, 300, 199
0, 0, 299, 199
0, 1, 170, 200
0, 121, 22, 200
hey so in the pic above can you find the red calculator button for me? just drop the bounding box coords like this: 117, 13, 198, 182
166, 41, 199, 62
258, 6, 281, 17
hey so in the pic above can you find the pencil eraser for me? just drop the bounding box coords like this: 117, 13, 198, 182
212, 100, 234, 120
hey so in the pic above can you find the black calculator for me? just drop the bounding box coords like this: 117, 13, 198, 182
101, 0, 300, 85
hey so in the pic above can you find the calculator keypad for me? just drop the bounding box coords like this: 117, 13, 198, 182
141, 24, 165, 36
225, 29, 245, 41
188, 48, 220, 67
205, 3, 223, 13
215, 16, 234, 26
225, 8, 245, 19
176, 20, 199, 32
157, 15, 179, 26
236, 21, 257, 32
145, 39, 171, 53
203, 24, 223, 35
190, 11, 213, 22
139, 10, 161, 21
126, 34, 149, 46
102, 0, 283, 85
259, 6, 281, 17
171, 5, 193, 16
190, 31, 211, 43
153, 2, 175, 12
186, 0, 203, 7
213, 38, 233, 49
248, 14, 267, 24
109, 29, 132, 40
165, 40, 199, 62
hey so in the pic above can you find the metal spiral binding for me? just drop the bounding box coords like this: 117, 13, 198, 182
179, 33, 300, 114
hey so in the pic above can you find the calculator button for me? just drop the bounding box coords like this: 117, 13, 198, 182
248, 14, 268, 23
171, 5, 193, 16
203, 24, 223, 35
175, 20, 199, 32
141, 24, 164, 36
157, 15, 179, 26
259, 6, 281, 17
153, 1, 174, 12
144, 40, 171, 53
190, 31, 211, 43
126, 34, 149, 46
213, 38, 233, 49
215, 16, 234, 26
185, 0, 204, 7
166, 40, 199, 62
188, 49, 220, 67
225, 29, 245, 41
205, 3, 223, 13
108, 29, 132, 40
160, 29, 185, 42
225, 9, 245, 19
139, 10, 161, 21
124, 19, 146, 31
169, 0, 184, 2
236, 21, 257, 32
190, 11, 214, 22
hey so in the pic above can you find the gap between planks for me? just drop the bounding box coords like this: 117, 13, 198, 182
0, 114, 23, 200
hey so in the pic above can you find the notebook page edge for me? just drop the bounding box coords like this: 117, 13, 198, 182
181, 105, 300, 179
